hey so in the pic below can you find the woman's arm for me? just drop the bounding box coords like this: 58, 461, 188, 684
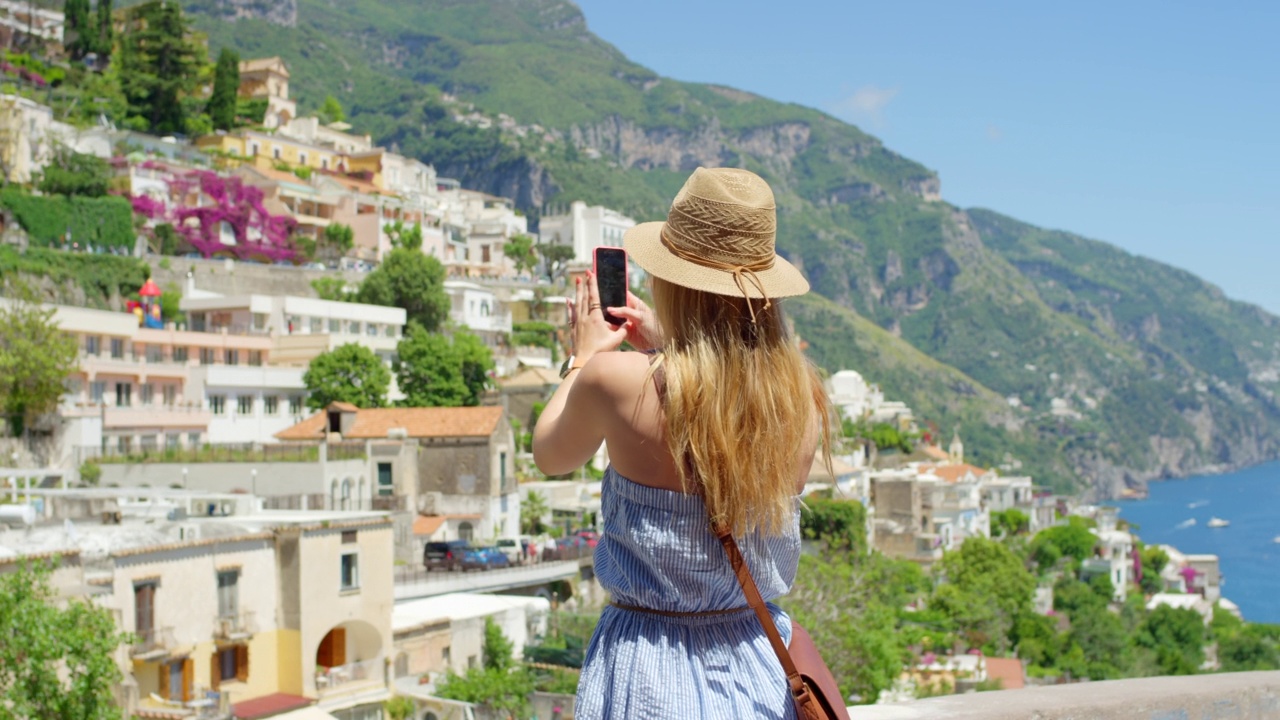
532, 273, 628, 476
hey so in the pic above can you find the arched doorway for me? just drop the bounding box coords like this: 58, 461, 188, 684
314, 620, 383, 692
340, 478, 352, 510
458, 522, 474, 542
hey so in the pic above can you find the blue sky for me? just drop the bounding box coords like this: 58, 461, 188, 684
573, 1, 1280, 314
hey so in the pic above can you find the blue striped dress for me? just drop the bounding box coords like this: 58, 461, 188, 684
575, 466, 800, 719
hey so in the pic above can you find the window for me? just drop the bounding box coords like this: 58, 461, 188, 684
161, 658, 192, 702
226, 349, 239, 366
248, 351, 263, 367
116, 435, 131, 454
110, 338, 124, 359
237, 396, 253, 415
342, 530, 357, 544
377, 463, 393, 497
85, 335, 100, 355
321, 158, 329, 170
188, 432, 201, 447
115, 383, 132, 407
209, 396, 226, 415
340, 552, 359, 591
162, 385, 177, 406
250, 142, 260, 156
140, 434, 158, 451
252, 313, 268, 331
299, 152, 308, 165
458, 522, 474, 542
173, 347, 188, 363
329, 318, 341, 333
289, 396, 303, 415
366, 323, 378, 337
216, 570, 239, 619
384, 325, 396, 337
481, 244, 491, 263
165, 433, 181, 449
310, 317, 323, 333
500, 452, 507, 488
216, 645, 249, 685
145, 345, 162, 363
200, 348, 216, 365
90, 381, 106, 403
348, 321, 362, 335
272, 146, 281, 160
139, 384, 154, 406
264, 396, 278, 415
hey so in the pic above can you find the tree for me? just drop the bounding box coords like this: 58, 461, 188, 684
0, 558, 129, 719
93, 0, 115, 61
991, 508, 1030, 538
521, 491, 549, 534
311, 277, 356, 302
208, 48, 240, 131
1138, 544, 1169, 594
436, 619, 534, 719
536, 243, 576, 282
64, 0, 93, 60
787, 551, 911, 704
117, 1, 202, 134
800, 497, 868, 555
383, 697, 414, 720
319, 94, 345, 124
38, 146, 110, 197
503, 234, 538, 277
357, 248, 451, 332
322, 223, 355, 260
395, 325, 493, 407
1030, 517, 1097, 571
0, 282, 78, 435
931, 537, 1036, 653
302, 343, 390, 410
1135, 605, 1206, 675
386, 220, 423, 251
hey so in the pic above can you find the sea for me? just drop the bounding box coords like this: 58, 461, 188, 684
1115, 460, 1280, 624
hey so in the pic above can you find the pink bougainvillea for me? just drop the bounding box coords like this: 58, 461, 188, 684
132, 168, 300, 262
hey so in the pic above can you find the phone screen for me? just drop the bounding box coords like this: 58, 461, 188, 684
594, 248, 627, 326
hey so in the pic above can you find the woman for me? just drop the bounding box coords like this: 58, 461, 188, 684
533, 167, 831, 719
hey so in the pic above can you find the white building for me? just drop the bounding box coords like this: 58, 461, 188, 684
538, 200, 636, 264
444, 280, 513, 350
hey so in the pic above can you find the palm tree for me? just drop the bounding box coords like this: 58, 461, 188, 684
521, 491, 549, 534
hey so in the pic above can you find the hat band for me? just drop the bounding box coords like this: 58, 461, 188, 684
659, 228, 775, 323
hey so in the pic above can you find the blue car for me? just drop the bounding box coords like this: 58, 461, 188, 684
476, 546, 510, 569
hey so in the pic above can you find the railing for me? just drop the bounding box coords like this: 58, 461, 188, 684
327, 441, 367, 462
213, 610, 256, 640
132, 626, 176, 656
86, 443, 326, 465
316, 657, 382, 692
371, 495, 406, 512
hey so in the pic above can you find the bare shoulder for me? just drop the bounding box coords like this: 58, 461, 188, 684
578, 351, 653, 396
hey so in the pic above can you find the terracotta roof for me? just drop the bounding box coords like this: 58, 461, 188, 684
276, 406, 505, 441
500, 366, 561, 388
233, 692, 312, 720
984, 657, 1025, 690
931, 463, 991, 483
329, 401, 359, 412
413, 515, 446, 537
921, 445, 950, 461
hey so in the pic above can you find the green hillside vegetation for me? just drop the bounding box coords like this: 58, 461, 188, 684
164, 0, 1280, 493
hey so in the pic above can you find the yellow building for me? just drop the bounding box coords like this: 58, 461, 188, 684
84, 511, 395, 718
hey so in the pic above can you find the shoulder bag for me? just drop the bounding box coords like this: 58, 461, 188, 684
714, 523, 851, 720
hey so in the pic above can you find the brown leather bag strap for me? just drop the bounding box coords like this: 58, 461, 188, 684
713, 523, 805, 696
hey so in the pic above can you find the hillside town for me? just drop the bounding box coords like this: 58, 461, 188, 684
0, 5, 1266, 720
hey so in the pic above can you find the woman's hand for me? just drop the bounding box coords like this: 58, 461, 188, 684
567, 272, 628, 363
608, 291, 662, 352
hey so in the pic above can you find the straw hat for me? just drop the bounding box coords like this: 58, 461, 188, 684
623, 167, 809, 305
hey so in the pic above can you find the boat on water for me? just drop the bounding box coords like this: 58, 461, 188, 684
1207, 517, 1231, 528
1188, 500, 1209, 509
1176, 518, 1197, 529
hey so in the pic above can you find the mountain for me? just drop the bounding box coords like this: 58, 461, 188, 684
178, 0, 1280, 496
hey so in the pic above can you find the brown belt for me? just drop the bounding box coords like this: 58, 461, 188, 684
609, 601, 751, 618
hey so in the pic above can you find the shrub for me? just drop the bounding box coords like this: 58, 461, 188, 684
0, 189, 134, 250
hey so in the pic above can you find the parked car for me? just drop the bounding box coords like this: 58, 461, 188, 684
460, 548, 488, 571
423, 540, 470, 571
478, 546, 511, 569
555, 535, 590, 560
495, 538, 524, 565
574, 530, 600, 548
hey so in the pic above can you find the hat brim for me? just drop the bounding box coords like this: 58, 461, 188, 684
623, 221, 810, 300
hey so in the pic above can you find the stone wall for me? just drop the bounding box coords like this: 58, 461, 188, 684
848, 671, 1280, 719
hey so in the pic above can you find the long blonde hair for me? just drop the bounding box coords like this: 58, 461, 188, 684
651, 276, 832, 536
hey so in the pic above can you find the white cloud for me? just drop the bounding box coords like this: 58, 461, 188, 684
832, 85, 899, 129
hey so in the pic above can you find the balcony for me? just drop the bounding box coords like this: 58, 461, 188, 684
213, 610, 256, 641
103, 404, 212, 430
315, 657, 383, 694
132, 625, 176, 659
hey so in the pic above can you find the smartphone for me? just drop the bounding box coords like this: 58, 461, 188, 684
593, 247, 628, 326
